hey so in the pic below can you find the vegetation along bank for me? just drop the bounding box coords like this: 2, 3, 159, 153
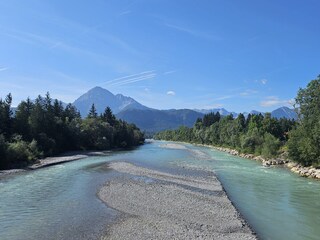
0, 93, 144, 170
155, 75, 320, 179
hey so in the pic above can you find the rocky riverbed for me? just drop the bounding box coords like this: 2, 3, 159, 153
99, 162, 256, 240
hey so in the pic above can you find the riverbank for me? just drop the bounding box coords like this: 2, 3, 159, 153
209, 145, 320, 180
0, 151, 109, 178
99, 161, 256, 240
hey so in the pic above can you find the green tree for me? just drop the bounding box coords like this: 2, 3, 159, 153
261, 133, 280, 158
88, 103, 98, 118
102, 107, 116, 126
288, 75, 320, 167
0, 93, 13, 137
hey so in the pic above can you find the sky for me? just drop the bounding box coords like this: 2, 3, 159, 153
0, 0, 319, 112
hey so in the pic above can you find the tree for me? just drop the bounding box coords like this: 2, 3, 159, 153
288, 75, 320, 166
102, 107, 116, 126
88, 103, 98, 118
0, 93, 13, 137
261, 133, 280, 158
14, 98, 34, 140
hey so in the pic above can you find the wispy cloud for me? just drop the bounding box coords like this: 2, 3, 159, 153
203, 103, 224, 109
254, 78, 268, 85
260, 96, 293, 107
164, 23, 220, 41
213, 95, 233, 101
0, 67, 8, 72
240, 89, 258, 96
119, 10, 132, 16
167, 90, 175, 96
261, 79, 268, 85
103, 71, 156, 87
163, 70, 177, 75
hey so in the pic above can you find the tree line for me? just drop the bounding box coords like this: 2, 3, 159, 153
155, 75, 320, 168
0, 93, 144, 170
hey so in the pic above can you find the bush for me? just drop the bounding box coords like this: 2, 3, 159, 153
261, 133, 280, 159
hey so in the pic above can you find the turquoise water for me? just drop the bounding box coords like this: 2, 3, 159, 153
165, 142, 320, 240
0, 141, 320, 240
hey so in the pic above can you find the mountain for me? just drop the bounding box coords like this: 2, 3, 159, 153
71, 86, 297, 131
116, 109, 204, 132
73, 86, 149, 116
195, 108, 238, 117
243, 110, 264, 118
271, 107, 298, 120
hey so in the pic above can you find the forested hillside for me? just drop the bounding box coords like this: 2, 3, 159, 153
155, 75, 320, 168
0, 93, 144, 170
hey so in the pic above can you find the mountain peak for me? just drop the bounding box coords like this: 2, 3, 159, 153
73, 86, 148, 116
88, 86, 113, 94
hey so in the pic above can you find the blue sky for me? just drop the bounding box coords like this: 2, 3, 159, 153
0, 0, 319, 112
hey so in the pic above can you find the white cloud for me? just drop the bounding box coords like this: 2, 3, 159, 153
254, 79, 268, 85
167, 91, 175, 96
260, 96, 293, 107
261, 79, 268, 85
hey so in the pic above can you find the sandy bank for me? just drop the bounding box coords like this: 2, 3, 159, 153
99, 162, 256, 240
159, 142, 187, 150
28, 150, 108, 170
0, 151, 108, 177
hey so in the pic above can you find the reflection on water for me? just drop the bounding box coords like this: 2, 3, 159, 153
0, 141, 319, 240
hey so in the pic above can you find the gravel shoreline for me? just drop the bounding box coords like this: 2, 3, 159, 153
0, 151, 108, 177
99, 162, 256, 240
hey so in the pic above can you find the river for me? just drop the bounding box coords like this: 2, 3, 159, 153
0, 140, 319, 240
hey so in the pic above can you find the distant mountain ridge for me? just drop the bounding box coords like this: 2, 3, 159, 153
194, 107, 297, 120
70, 86, 298, 132
73, 86, 149, 116
195, 108, 238, 118
271, 106, 298, 120
116, 108, 204, 132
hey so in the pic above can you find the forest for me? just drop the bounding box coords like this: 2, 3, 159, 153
155, 75, 320, 168
0, 93, 144, 170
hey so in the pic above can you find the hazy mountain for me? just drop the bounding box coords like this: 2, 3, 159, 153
73, 86, 149, 116
196, 107, 297, 120
71, 86, 297, 131
271, 107, 297, 120
243, 110, 264, 118
116, 109, 204, 132
195, 108, 238, 117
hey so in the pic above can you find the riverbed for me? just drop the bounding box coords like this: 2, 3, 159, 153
0, 140, 319, 239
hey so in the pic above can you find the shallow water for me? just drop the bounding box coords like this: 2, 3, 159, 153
167, 142, 320, 240
0, 141, 319, 240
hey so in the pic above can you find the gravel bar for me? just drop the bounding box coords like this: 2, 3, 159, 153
99, 162, 256, 240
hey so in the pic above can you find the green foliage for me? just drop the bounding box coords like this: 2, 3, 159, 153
156, 75, 320, 166
240, 127, 263, 154
88, 103, 98, 118
288, 75, 320, 167
155, 110, 295, 158
0, 134, 9, 169
0, 93, 144, 170
261, 133, 280, 159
